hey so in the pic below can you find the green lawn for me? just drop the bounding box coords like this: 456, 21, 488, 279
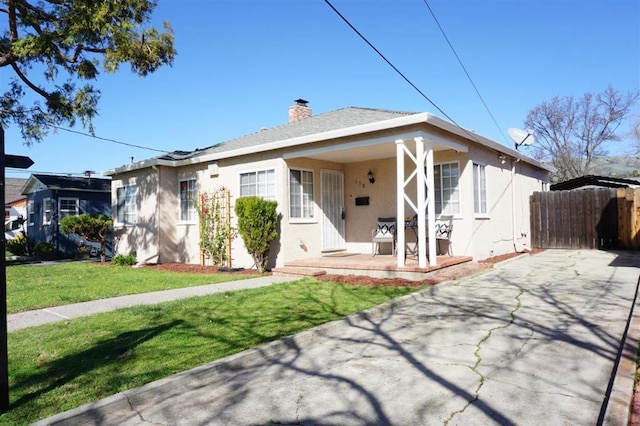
7, 262, 260, 313
2, 278, 424, 425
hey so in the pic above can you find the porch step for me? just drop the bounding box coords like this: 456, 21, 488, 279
271, 267, 327, 278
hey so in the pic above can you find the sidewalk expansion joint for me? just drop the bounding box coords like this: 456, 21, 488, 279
444, 288, 524, 425
43, 308, 71, 319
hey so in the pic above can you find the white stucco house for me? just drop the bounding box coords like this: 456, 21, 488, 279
104, 100, 553, 270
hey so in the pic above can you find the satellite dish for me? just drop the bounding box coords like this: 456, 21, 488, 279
508, 128, 535, 150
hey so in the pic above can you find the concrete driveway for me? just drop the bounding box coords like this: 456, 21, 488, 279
37, 249, 640, 425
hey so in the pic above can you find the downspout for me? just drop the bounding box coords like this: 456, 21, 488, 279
511, 159, 524, 252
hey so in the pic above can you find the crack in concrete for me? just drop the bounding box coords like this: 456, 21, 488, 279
443, 288, 524, 425
295, 392, 304, 424
125, 394, 165, 425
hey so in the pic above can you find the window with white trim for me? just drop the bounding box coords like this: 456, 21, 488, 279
58, 198, 79, 220
179, 179, 197, 222
43, 197, 51, 225
27, 199, 34, 225
239, 169, 275, 200
434, 162, 460, 215
116, 185, 137, 225
473, 163, 487, 214
289, 169, 314, 219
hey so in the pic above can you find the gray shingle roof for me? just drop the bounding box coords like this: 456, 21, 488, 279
5, 178, 27, 204
31, 174, 111, 192
158, 107, 417, 161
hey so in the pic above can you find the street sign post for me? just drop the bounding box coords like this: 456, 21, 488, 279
0, 126, 33, 413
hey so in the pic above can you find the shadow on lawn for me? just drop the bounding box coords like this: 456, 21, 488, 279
10, 320, 183, 410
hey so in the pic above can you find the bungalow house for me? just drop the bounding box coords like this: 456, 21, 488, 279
21, 174, 112, 256
104, 101, 553, 270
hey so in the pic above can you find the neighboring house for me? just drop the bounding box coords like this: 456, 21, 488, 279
5, 177, 28, 222
550, 175, 640, 191
104, 100, 554, 269
21, 174, 112, 255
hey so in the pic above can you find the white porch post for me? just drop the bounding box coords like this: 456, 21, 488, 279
426, 139, 436, 266
396, 139, 406, 267
415, 137, 427, 268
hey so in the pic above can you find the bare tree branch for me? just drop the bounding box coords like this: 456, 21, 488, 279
525, 86, 639, 181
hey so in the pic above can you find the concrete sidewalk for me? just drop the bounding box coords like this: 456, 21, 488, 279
8, 275, 297, 331
33, 250, 640, 425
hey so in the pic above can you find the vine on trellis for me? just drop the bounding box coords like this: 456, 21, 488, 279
197, 188, 235, 267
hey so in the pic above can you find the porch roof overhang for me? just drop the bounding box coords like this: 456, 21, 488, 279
103, 112, 555, 176
282, 130, 468, 162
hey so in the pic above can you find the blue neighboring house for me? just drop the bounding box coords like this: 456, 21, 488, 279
21, 174, 112, 256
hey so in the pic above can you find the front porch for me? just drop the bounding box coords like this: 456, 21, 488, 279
272, 253, 473, 281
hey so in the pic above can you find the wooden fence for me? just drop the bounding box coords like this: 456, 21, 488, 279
530, 188, 640, 250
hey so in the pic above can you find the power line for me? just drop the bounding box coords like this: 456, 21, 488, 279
322, 0, 483, 144
47, 124, 169, 153
421, 0, 509, 145
1, 107, 169, 154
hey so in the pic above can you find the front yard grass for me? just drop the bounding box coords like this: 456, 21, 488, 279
7, 262, 259, 313
2, 278, 424, 425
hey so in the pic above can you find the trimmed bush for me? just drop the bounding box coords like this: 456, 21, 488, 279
34, 242, 55, 260
113, 253, 137, 266
235, 196, 278, 273
6, 233, 28, 256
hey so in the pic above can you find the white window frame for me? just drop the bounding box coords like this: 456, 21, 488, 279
433, 161, 461, 217
58, 197, 79, 221
179, 178, 198, 223
472, 163, 488, 217
116, 184, 137, 226
43, 197, 51, 225
239, 168, 276, 200
27, 199, 34, 225
289, 168, 314, 221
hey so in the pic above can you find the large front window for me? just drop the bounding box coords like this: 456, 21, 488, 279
179, 179, 197, 222
116, 185, 137, 225
289, 169, 314, 219
434, 162, 460, 215
240, 169, 275, 200
59, 198, 79, 220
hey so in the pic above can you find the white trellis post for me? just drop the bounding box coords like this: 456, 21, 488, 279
396, 140, 406, 267
396, 136, 436, 268
425, 138, 436, 266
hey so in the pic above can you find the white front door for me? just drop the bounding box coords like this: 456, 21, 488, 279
321, 170, 345, 251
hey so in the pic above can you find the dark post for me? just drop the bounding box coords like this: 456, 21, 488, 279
0, 127, 33, 413
0, 125, 8, 412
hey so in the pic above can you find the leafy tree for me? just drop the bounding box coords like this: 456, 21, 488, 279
235, 197, 278, 273
61, 213, 113, 263
524, 86, 639, 181
0, 0, 176, 143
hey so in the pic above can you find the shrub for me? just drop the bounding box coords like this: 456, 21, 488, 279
113, 253, 137, 266
6, 233, 28, 256
235, 196, 278, 273
33, 242, 55, 260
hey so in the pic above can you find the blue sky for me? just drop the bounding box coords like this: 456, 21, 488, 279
3, 0, 639, 178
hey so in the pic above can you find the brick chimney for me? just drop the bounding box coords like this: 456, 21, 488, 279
288, 99, 312, 123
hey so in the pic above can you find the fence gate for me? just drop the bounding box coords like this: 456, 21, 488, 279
530, 188, 640, 250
